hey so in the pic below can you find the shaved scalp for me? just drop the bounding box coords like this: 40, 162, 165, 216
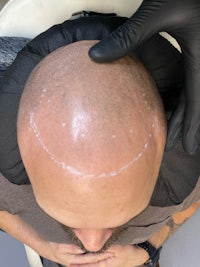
18, 40, 166, 176
17, 41, 166, 225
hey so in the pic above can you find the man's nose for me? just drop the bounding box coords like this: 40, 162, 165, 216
73, 229, 113, 252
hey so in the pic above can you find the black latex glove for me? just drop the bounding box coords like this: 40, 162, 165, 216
89, 0, 200, 154
0, 16, 127, 184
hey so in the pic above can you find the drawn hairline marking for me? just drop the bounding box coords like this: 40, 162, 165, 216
29, 111, 152, 178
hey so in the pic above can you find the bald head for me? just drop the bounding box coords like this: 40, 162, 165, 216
17, 41, 166, 230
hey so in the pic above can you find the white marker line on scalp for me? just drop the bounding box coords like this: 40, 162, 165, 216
29, 81, 156, 178
29, 112, 151, 179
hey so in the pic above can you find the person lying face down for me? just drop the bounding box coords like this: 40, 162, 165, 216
17, 40, 166, 253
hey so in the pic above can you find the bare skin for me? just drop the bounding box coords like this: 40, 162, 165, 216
17, 41, 166, 266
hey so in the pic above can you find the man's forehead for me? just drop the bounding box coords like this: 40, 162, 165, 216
60, 201, 149, 230
32, 164, 153, 231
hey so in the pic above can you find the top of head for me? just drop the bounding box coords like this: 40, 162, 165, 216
18, 40, 166, 180
17, 41, 166, 225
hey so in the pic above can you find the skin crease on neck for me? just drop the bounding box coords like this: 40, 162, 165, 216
17, 40, 166, 252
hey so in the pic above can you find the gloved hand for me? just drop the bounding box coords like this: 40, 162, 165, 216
0, 16, 127, 184
89, 0, 200, 154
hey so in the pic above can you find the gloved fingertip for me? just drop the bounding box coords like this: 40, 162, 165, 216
165, 123, 183, 151
88, 38, 127, 62
165, 137, 175, 151
88, 43, 107, 62
183, 127, 200, 155
165, 126, 178, 151
183, 140, 198, 155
